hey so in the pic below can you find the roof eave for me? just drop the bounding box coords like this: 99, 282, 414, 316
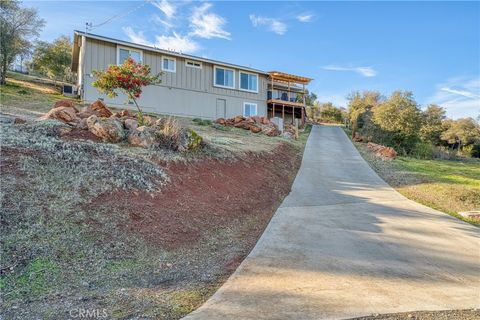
73, 30, 269, 76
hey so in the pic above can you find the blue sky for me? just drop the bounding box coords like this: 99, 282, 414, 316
26, 0, 480, 119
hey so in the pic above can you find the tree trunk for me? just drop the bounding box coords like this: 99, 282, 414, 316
0, 59, 7, 85
130, 96, 142, 114
351, 119, 358, 139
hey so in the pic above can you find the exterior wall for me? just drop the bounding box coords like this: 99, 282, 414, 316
81, 38, 267, 119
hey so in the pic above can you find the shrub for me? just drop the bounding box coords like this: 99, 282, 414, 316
192, 118, 212, 126
92, 57, 161, 124
156, 117, 181, 150
411, 142, 434, 159
211, 123, 230, 131
462, 144, 480, 158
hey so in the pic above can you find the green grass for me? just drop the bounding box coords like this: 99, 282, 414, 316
353, 141, 480, 225
395, 158, 480, 187
0, 258, 60, 301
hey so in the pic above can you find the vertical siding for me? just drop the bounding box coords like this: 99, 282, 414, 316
83, 38, 268, 118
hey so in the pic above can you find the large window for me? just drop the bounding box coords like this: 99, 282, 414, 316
243, 102, 257, 117
162, 56, 176, 72
240, 72, 258, 93
117, 46, 142, 64
214, 66, 235, 88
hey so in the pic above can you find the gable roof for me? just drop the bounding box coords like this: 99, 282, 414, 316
72, 30, 269, 75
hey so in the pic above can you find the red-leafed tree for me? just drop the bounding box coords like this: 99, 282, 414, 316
92, 57, 161, 122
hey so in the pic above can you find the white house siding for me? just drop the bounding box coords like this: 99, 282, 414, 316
81, 38, 267, 119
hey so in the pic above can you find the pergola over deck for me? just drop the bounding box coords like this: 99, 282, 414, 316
267, 71, 313, 125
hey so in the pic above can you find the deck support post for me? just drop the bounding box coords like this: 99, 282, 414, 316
273, 103, 275, 118
282, 105, 285, 121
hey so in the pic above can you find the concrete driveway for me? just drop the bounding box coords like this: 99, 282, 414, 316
185, 125, 480, 320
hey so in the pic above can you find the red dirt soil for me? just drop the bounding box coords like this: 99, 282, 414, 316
90, 143, 301, 250
60, 128, 101, 142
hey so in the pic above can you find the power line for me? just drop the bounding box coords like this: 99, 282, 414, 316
86, 0, 150, 32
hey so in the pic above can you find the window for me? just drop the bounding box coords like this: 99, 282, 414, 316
239, 72, 258, 93
214, 66, 235, 88
186, 60, 202, 69
162, 56, 176, 72
243, 102, 257, 117
117, 46, 143, 64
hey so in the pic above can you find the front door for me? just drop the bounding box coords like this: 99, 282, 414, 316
216, 99, 226, 119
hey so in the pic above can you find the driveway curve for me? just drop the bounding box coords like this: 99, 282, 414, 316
185, 125, 480, 320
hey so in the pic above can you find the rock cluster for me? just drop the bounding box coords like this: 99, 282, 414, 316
367, 142, 397, 160
40, 99, 203, 151
215, 115, 281, 136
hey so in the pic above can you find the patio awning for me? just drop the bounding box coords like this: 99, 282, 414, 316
268, 71, 312, 85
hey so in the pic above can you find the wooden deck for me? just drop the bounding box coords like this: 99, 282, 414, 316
267, 99, 305, 108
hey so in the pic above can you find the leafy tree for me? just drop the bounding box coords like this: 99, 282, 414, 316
347, 90, 382, 138
31, 35, 73, 84
420, 104, 446, 145
92, 57, 161, 123
297, 90, 318, 106
0, 0, 44, 84
319, 103, 343, 123
441, 117, 480, 150
373, 91, 422, 152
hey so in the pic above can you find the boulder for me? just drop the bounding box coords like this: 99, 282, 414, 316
367, 142, 397, 160
53, 99, 78, 112
40, 106, 78, 123
77, 118, 88, 130
263, 123, 281, 137
234, 115, 245, 124
215, 118, 226, 125
249, 125, 262, 133
86, 115, 125, 143
260, 116, 270, 125
114, 109, 135, 118
377, 147, 397, 161
127, 127, 158, 149
234, 121, 251, 130
246, 117, 256, 124
86, 100, 113, 118
251, 116, 262, 124
124, 118, 138, 131
177, 128, 203, 152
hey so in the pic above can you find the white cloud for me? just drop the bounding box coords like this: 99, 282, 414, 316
189, 3, 231, 40
151, 14, 174, 30
152, 0, 176, 19
440, 87, 479, 99
122, 27, 152, 46
123, 27, 199, 54
154, 32, 199, 53
249, 14, 287, 35
297, 14, 314, 22
428, 77, 480, 119
322, 65, 377, 77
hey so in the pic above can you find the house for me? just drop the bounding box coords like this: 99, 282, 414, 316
71, 30, 312, 123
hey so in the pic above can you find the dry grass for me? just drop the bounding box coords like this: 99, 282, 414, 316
0, 74, 312, 319
354, 141, 480, 225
